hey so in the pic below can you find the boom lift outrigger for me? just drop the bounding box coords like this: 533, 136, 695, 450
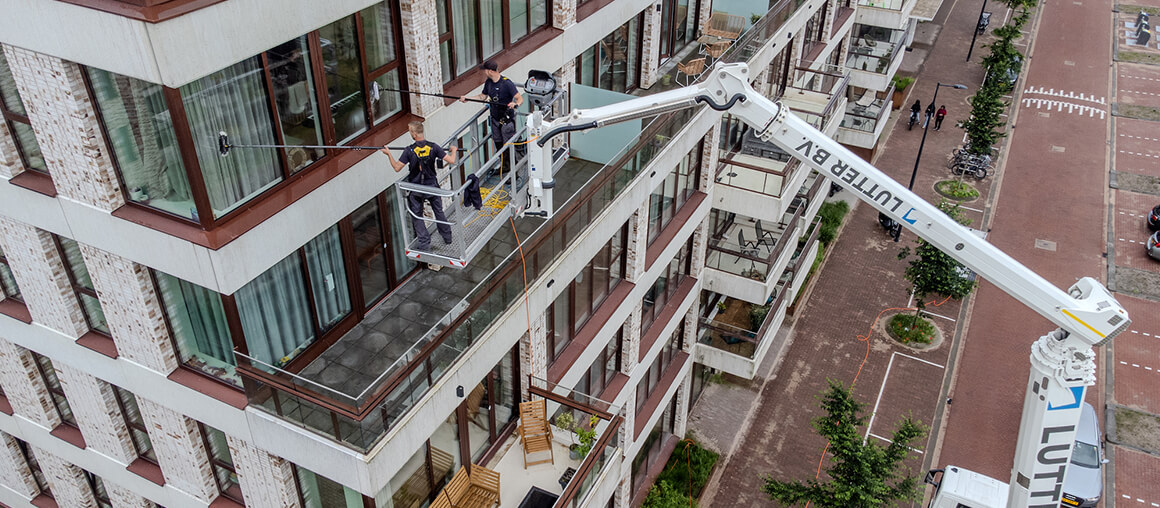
522, 62, 1129, 507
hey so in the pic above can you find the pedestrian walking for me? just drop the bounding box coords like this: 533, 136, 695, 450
935, 105, 947, 131
909, 100, 922, 129
461, 60, 524, 172
925, 102, 936, 126
383, 121, 458, 262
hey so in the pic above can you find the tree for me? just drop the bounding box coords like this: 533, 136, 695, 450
762, 380, 927, 507
897, 200, 977, 326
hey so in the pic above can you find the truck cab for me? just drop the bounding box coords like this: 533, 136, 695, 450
926, 466, 1009, 508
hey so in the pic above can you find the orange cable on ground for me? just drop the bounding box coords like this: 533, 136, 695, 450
803, 294, 954, 507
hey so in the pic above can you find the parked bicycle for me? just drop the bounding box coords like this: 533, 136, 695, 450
951, 155, 991, 179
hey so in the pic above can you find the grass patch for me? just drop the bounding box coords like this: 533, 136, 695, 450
817, 201, 850, 245
1113, 406, 1160, 454
1117, 51, 1160, 67
791, 243, 826, 310
643, 438, 720, 508
887, 313, 936, 345
936, 180, 980, 200
1116, 103, 1160, 121
1118, 4, 1160, 15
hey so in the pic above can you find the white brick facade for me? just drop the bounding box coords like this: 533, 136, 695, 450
35, 445, 98, 508
107, 480, 154, 508
0, 216, 88, 338
399, 0, 445, 117
0, 113, 21, 178
553, 0, 577, 29
640, 6, 663, 88
0, 338, 60, 429
228, 434, 301, 508
137, 397, 218, 503
0, 432, 39, 499
54, 365, 137, 465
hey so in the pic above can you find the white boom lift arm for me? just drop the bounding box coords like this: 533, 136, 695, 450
522, 62, 1129, 508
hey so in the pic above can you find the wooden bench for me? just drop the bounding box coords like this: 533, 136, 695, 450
441, 465, 500, 508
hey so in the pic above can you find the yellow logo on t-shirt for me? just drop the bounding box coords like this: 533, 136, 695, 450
413, 145, 432, 158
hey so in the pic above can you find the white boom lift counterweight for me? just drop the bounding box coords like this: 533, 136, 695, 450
522, 62, 1129, 508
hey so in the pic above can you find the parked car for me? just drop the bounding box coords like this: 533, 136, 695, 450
1060, 402, 1106, 507
1148, 231, 1160, 261
1148, 204, 1160, 231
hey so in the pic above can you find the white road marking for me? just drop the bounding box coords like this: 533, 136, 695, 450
1120, 360, 1160, 373
1124, 89, 1160, 96
1119, 238, 1147, 245
1024, 86, 1106, 104
1021, 97, 1106, 118
1119, 150, 1160, 158
869, 433, 925, 453
1119, 211, 1142, 217
1120, 133, 1160, 142
1121, 74, 1160, 82
865, 352, 944, 445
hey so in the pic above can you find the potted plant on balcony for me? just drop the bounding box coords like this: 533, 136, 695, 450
891, 75, 914, 110
553, 412, 581, 459
574, 415, 600, 458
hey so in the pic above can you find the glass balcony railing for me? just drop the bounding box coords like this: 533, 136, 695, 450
233, 0, 816, 455
857, 0, 906, 11
841, 83, 894, 133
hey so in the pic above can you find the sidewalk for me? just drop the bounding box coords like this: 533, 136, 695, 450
689, 0, 1000, 504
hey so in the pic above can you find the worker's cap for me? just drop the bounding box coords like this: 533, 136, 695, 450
480, 60, 498, 71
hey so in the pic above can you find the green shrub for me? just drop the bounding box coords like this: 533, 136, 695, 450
643, 480, 696, 508
749, 304, 771, 331
891, 75, 915, 92
654, 439, 720, 499
936, 180, 980, 200
887, 313, 936, 344
817, 201, 849, 245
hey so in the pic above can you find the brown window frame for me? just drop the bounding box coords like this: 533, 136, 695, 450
111, 385, 156, 464
547, 222, 628, 361
84, 471, 113, 508
436, 0, 553, 83
83, 4, 409, 232
646, 140, 703, 245
18, 440, 52, 499
198, 423, 244, 504
575, 11, 645, 93
641, 237, 693, 333
0, 53, 47, 176
32, 353, 78, 428
52, 236, 109, 337
0, 246, 21, 302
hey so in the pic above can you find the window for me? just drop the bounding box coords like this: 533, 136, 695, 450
53, 237, 109, 335
647, 141, 702, 244
658, 0, 697, 61
112, 386, 155, 463
295, 464, 368, 508
154, 270, 239, 387
84, 4, 407, 227
18, 440, 51, 498
32, 353, 76, 427
547, 222, 628, 362
634, 322, 683, 415
641, 238, 693, 332
436, 0, 550, 82
0, 245, 21, 302
0, 50, 47, 174
575, 327, 622, 397
576, 12, 642, 92
199, 424, 243, 503
85, 471, 113, 508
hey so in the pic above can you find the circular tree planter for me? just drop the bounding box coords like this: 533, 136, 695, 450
935, 180, 980, 202
879, 312, 945, 351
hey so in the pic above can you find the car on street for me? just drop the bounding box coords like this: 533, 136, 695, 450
1148, 204, 1160, 231
1148, 231, 1160, 262
1060, 402, 1106, 507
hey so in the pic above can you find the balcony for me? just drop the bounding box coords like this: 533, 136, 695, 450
703, 175, 824, 304
697, 213, 823, 378
846, 25, 906, 90
231, 0, 816, 467
855, 0, 917, 30
780, 65, 850, 136
836, 83, 894, 148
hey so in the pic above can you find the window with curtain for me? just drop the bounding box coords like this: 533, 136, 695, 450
112, 385, 155, 463
576, 12, 642, 93
0, 51, 47, 174
182, 56, 283, 219
0, 245, 21, 302
296, 465, 366, 508
647, 140, 702, 244
86, 68, 194, 219
361, 3, 406, 125
199, 424, 243, 503
32, 353, 77, 427
154, 270, 239, 387
54, 237, 109, 335
437, 0, 549, 82
267, 36, 325, 173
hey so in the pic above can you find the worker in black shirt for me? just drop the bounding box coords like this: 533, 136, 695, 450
383, 121, 458, 255
460, 60, 524, 172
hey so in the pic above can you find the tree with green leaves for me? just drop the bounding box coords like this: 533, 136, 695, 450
959, 83, 1009, 154
897, 200, 976, 326
762, 380, 927, 507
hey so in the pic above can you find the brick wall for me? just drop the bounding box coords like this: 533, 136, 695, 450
1, 45, 125, 211
227, 434, 301, 508
519, 313, 548, 400
79, 244, 178, 373
551, 61, 576, 150
0, 113, 21, 178
672, 374, 690, 437
625, 207, 648, 283
621, 304, 642, 373
106, 480, 154, 508
137, 397, 218, 503
0, 216, 89, 338
34, 445, 98, 508
697, 0, 714, 36
0, 338, 61, 429
399, 0, 445, 117
54, 365, 137, 465
553, 0, 577, 29
0, 432, 39, 498
640, 5, 663, 88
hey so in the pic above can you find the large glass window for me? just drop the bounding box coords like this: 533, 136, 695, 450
112, 385, 155, 463
0, 245, 21, 302
199, 424, 243, 503
0, 51, 47, 174
437, 0, 550, 82
547, 222, 628, 362
17, 440, 51, 499
641, 239, 692, 332
154, 271, 239, 386
84, 471, 113, 508
576, 13, 642, 92
659, 0, 697, 61
296, 465, 367, 507
85, 5, 406, 227
33, 353, 76, 428
54, 237, 109, 335
647, 141, 702, 244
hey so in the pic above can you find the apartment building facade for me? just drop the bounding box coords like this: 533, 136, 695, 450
0, 0, 915, 506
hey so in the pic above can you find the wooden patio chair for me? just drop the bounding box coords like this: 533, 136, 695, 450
705, 40, 732, 62
467, 464, 501, 507
429, 490, 454, 508
518, 399, 555, 469
705, 12, 744, 40
676, 57, 706, 87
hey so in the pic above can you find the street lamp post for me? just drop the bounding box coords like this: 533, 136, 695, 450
896, 82, 968, 241
966, 0, 988, 62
